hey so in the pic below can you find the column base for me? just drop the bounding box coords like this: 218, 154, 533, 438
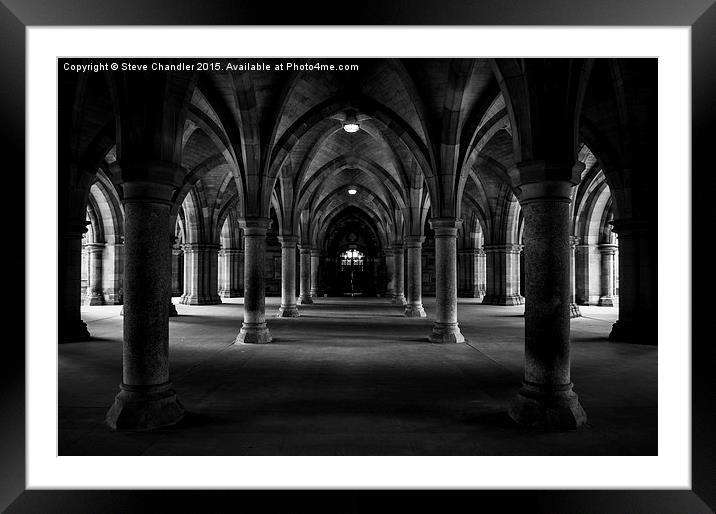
310, 290, 319, 298
106, 382, 184, 431
609, 319, 654, 344
404, 304, 427, 318
60, 319, 91, 343
428, 322, 466, 344
508, 381, 587, 430
569, 303, 582, 318
84, 294, 105, 306
277, 305, 300, 318
392, 294, 407, 306
598, 296, 615, 307
296, 295, 313, 305
482, 294, 525, 306
179, 295, 222, 305
235, 322, 273, 344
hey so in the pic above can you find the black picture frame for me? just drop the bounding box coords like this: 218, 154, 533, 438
5, 1, 712, 512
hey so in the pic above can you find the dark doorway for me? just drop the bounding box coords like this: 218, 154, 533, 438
322, 206, 383, 297
337, 248, 366, 295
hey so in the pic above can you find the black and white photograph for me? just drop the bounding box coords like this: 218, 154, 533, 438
57, 57, 658, 457
4, 4, 712, 510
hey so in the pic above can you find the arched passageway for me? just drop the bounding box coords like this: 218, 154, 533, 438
58, 57, 657, 454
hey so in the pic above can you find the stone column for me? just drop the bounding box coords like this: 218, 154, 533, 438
476, 248, 487, 296
508, 181, 587, 429
171, 243, 183, 297
277, 236, 300, 317
392, 243, 407, 305
482, 244, 524, 305
179, 243, 221, 305
60, 219, 91, 342
428, 218, 466, 344
235, 217, 272, 344
106, 172, 184, 431
460, 248, 482, 298
310, 248, 320, 298
384, 248, 396, 299
219, 248, 243, 298
575, 243, 601, 305
598, 243, 618, 306
404, 236, 426, 317
608, 220, 653, 343
457, 249, 469, 297
569, 236, 581, 318
296, 244, 313, 305
84, 242, 106, 306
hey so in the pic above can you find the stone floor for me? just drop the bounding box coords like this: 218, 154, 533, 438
59, 297, 657, 456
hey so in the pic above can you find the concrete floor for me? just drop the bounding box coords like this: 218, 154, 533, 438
59, 297, 657, 456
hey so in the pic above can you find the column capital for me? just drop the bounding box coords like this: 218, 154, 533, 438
569, 235, 580, 247
598, 243, 618, 255
181, 242, 220, 253
391, 243, 405, 252
298, 244, 312, 253
429, 217, 462, 237
404, 235, 425, 247
310, 249, 320, 258
85, 242, 106, 252
119, 161, 185, 205
484, 243, 522, 253
222, 248, 242, 256
278, 235, 299, 247
238, 217, 272, 236
383, 247, 395, 257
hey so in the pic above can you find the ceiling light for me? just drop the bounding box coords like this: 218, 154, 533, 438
343, 110, 360, 133
348, 188, 357, 195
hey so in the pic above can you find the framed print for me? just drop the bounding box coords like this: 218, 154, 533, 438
5, 0, 714, 512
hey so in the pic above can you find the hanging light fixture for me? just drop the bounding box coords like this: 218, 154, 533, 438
343, 109, 360, 133
347, 187, 357, 195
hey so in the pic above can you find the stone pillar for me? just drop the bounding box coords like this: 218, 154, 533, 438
102, 241, 124, 305
392, 243, 407, 305
458, 249, 481, 298
508, 181, 586, 430
179, 243, 221, 305
277, 236, 300, 317
608, 220, 653, 343
235, 217, 272, 344
84, 242, 106, 306
569, 236, 581, 318
384, 248, 396, 299
428, 218, 465, 344
60, 219, 91, 342
598, 243, 618, 306
296, 244, 313, 305
171, 243, 183, 297
310, 248, 320, 298
457, 249, 470, 297
575, 243, 601, 305
106, 173, 184, 431
482, 244, 524, 305
219, 248, 243, 298
404, 236, 426, 317
476, 248, 487, 297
